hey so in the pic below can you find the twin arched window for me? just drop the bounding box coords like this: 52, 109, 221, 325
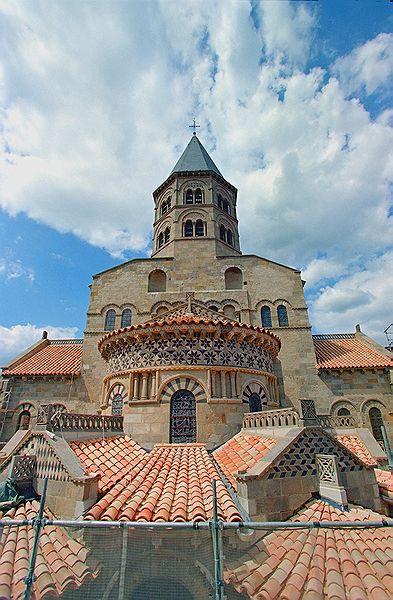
185, 188, 203, 204
217, 194, 231, 214
161, 197, 171, 216
158, 227, 170, 248
260, 304, 289, 327
184, 219, 205, 237
219, 225, 234, 246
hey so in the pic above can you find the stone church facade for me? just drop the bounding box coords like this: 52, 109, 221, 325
1, 133, 392, 449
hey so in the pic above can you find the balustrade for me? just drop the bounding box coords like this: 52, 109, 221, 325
243, 408, 299, 429
50, 411, 123, 432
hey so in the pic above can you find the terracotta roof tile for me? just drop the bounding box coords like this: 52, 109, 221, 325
313, 335, 392, 370
213, 432, 277, 491
375, 469, 393, 497
224, 499, 393, 600
70, 436, 147, 494
0, 500, 99, 599
2, 340, 83, 376
336, 435, 378, 467
85, 443, 242, 522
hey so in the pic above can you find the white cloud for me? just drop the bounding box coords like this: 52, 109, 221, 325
333, 33, 393, 96
0, 258, 35, 281
310, 251, 393, 344
0, 2, 392, 340
0, 323, 79, 366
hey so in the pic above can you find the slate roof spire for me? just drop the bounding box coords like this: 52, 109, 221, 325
170, 135, 223, 177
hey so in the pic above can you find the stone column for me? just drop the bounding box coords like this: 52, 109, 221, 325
151, 372, 156, 400
141, 374, 148, 400
230, 372, 236, 398
132, 374, 139, 401
220, 370, 227, 398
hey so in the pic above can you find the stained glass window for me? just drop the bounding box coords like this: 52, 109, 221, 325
277, 305, 289, 327
111, 394, 123, 416
248, 393, 262, 413
261, 306, 272, 328
170, 390, 196, 443
121, 309, 132, 328
104, 309, 116, 331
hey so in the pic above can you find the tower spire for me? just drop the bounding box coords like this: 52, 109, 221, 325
189, 119, 200, 135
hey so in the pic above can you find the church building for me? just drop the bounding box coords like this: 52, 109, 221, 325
0, 133, 392, 600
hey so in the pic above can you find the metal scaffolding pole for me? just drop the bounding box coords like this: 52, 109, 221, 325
210, 479, 224, 600
24, 477, 48, 600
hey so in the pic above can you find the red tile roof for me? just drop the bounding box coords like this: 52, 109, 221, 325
2, 340, 83, 376
313, 335, 392, 370
213, 433, 277, 491
0, 500, 99, 599
85, 443, 242, 522
70, 435, 147, 494
336, 435, 378, 467
375, 469, 393, 497
224, 499, 393, 600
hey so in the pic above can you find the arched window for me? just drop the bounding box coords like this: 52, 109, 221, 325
111, 394, 123, 416
158, 232, 164, 248
369, 407, 384, 442
17, 410, 31, 430
195, 219, 204, 237
227, 229, 233, 246
337, 407, 350, 416
220, 225, 226, 242
209, 305, 219, 312
121, 308, 132, 328
223, 199, 230, 214
148, 270, 167, 292
217, 194, 223, 209
185, 189, 193, 204
277, 305, 289, 327
104, 309, 116, 331
184, 220, 193, 237
195, 188, 202, 204
225, 267, 242, 290
223, 304, 236, 319
161, 197, 171, 216
164, 227, 170, 243
261, 306, 272, 328
170, 390, 196, 443
248, 393, 262, 413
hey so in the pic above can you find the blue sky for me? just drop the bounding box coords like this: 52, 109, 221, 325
0, 0, 392, 364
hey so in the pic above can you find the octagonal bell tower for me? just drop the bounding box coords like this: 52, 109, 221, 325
152, 133, 241, 258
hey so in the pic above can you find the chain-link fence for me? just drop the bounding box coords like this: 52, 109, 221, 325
1, 515, 393, 599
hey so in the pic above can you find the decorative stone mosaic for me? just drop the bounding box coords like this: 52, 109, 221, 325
108, 336, 273, 374
160, 377, 206, 403
267, 430, 363, 479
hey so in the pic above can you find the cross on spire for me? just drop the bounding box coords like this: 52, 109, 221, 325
189, 119, 200, 135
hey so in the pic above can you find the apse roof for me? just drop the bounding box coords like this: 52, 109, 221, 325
170, 134, 223, 177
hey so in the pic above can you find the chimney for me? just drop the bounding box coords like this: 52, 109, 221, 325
42, 330, 48, 339
355, 324, 361, 333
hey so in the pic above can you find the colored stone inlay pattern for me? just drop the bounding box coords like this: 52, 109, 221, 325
336, 435, 378, 467
313, 336, 392, 370
0, 501, 98, 600
213, 433, 277, 491
71, 436, 146, 494
3, 340, 83, 376
225, 499, 393, 600
85, 443, 242, 522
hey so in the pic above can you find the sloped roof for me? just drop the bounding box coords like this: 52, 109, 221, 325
224, 499, 393, 599
2, 340, 83, 376
70, 436, 147, 494
85, 443, 242, 522
335, 435, 378, 467
375, 469, 393, 497
0, 500, 99, 600
213, 433, 278, 491
313, 334, 392, 370
170, 135, 223, 177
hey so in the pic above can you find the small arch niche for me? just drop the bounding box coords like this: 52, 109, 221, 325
225, 267, 242, 290
223, 304, 236, 319
148, 269, 167, 292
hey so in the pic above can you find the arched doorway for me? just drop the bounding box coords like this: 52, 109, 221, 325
170, 390, 196, 443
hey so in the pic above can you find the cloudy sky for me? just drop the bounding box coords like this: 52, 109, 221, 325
0, 0, 392, 364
